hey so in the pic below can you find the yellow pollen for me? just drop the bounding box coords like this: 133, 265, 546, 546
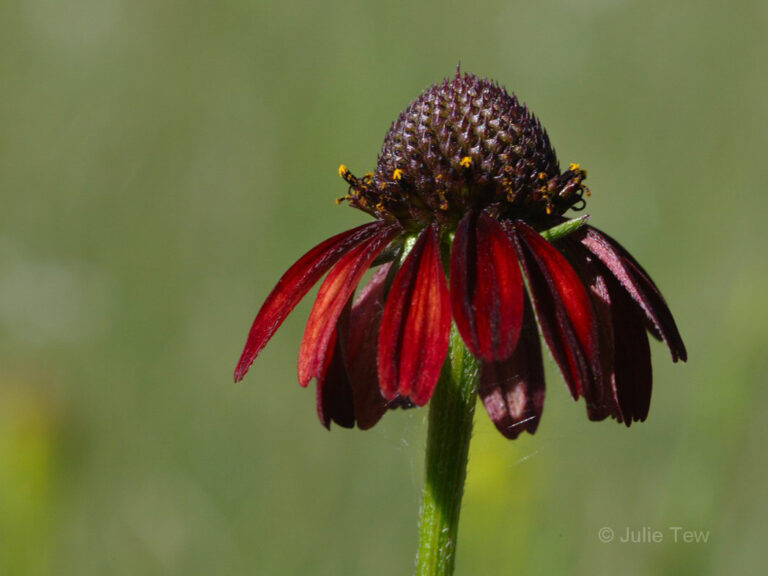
460, 156, 473, 168
438, 189, 449, 210
375, 202, 385, 212
569, 163, 580, 172
546, 204, 553, 215
393, 168, 404, 181
335, 195, 347, 205
538, 172, 548, 180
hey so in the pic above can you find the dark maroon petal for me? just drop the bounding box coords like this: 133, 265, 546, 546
316, 329, 355, 429
479, 291, 545, 439
580, 268, 623, 421
451, 212, 524, 362
583, 273, 622, 422
560, 237, 653, 424
578, 226, 687, 362
611, 280, 653, 423
298, 225, 399, 388
379, 224, 451, 406
510, 221, 597, 400
234, 221, 392, 382
340, 264, 393, 430
557, 239, 620, 421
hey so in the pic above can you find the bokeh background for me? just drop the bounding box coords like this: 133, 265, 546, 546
1, 0, 767, 574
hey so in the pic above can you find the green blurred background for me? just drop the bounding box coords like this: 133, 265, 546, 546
1, 0, 766, 574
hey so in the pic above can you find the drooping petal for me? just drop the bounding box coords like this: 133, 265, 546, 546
560, 236, 652, 425
510, 221, 597, 400
234, 221, 392, 382
557, 239, 621, 421
611, 277, 653, 423
340, 263, 394, 430
451, 212, 525, 362
479, 291, 545, 439
316, 329, 355, 429
379, 224, 451, 406
581, 272, 622, 421
298, 225, 399, 388
577, 226, 687, 362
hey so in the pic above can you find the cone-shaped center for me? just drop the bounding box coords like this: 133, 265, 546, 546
339, 72, 588, 228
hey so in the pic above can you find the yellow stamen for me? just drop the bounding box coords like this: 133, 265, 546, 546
538, 172, 548, 180
569, 163, 580, 172
339, 164, 350, 178
546, 204, 553, 215
460, 156, 473, 168
393, 168, 404, 181
438, 189, 449, 210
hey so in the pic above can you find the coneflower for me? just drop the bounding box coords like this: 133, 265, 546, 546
234, 70, 686, 575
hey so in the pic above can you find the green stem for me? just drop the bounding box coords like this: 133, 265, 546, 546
412, 213, 583, 575
416, 326, 480, 576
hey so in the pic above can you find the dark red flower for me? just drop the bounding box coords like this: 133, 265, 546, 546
235, 71, 686, 437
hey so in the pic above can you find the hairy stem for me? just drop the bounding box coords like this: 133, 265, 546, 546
415, 326, 479, 576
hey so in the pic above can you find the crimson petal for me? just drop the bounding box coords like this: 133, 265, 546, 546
379, 224, 451, 406
298, 225, 399, 388
510, 221, 597, 400
578, 226, 687, 362
234, 221, 391, 381
479, 291, 545, 439
451, 212, 525, 362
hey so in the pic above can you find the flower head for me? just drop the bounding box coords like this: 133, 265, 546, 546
337, 72, 588, 227
235, 72, 686, 438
